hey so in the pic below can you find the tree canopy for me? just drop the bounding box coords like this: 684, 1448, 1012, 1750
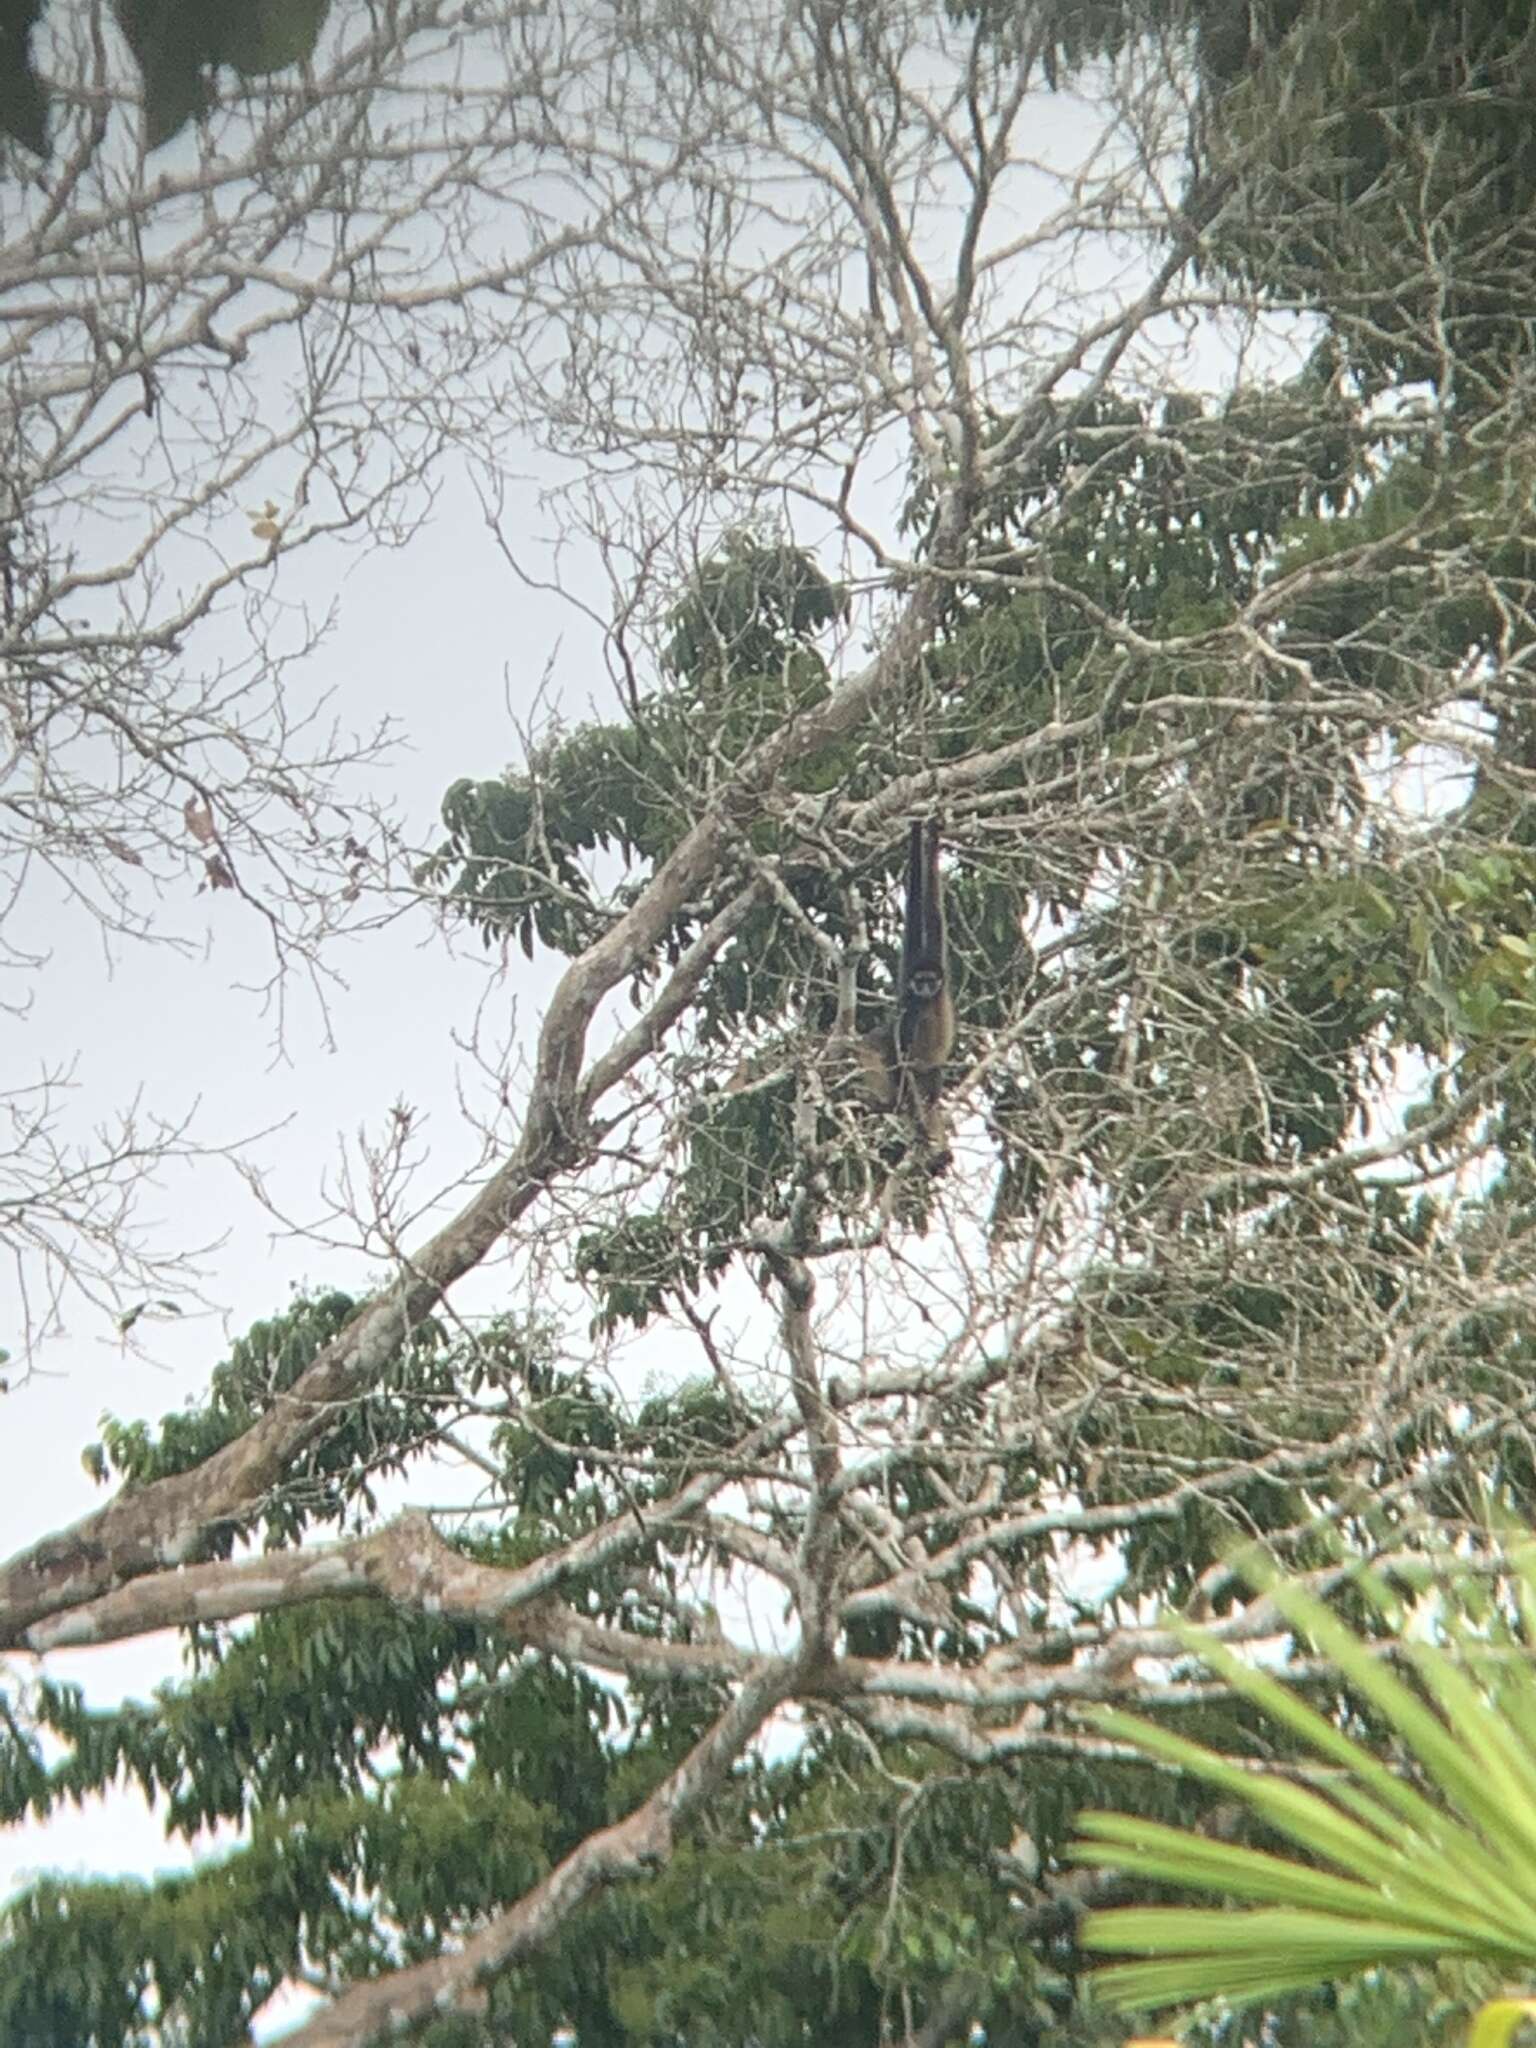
5, 1, 1536, 2044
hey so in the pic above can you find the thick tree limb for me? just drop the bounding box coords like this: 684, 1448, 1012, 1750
0, 580, 949, 1643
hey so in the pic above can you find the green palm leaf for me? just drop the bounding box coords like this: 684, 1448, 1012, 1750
1071, 1549, 1536, 2013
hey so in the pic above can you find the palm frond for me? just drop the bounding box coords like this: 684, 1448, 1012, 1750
1072, 1548, 1536, 2013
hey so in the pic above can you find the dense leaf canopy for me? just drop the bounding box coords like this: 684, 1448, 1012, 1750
6, 1, 1536, 2044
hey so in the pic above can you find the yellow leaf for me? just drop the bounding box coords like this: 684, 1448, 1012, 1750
1469, 1998, 1536, 2048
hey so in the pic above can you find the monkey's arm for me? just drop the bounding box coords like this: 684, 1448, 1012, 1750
894, 819, 954, 1091
823, 823, 954, 1161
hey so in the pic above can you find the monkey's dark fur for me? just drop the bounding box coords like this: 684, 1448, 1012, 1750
858, 819, 955, 1153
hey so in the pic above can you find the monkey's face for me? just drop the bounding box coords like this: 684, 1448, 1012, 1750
908, 968, 945, 999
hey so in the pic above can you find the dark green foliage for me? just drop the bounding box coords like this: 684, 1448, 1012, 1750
1210, 2, 1536, 401
0, 0, 46, 156
80, 1293, 541, 1551
83, 1290, 362, 1489
1, 1354, 1103, 2048
0, 1403, 634, 2044
960, 0, 1536, 407
422, 533, 846, 963
0, 0, 333, 155
661, 532, 847, 687
576, 1209, 729, 1337
1, 1241, 1280, 2045
0, 1773, 552, 2047
491, 1372, 626, 1521
1046, 0, 1536, 407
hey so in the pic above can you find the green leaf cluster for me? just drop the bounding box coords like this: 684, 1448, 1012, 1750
421, 533, 846, 965
0, 0, 333, 157
79, 1294, 543, 1551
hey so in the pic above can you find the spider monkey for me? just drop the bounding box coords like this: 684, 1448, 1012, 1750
856, 819, 955, 1156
